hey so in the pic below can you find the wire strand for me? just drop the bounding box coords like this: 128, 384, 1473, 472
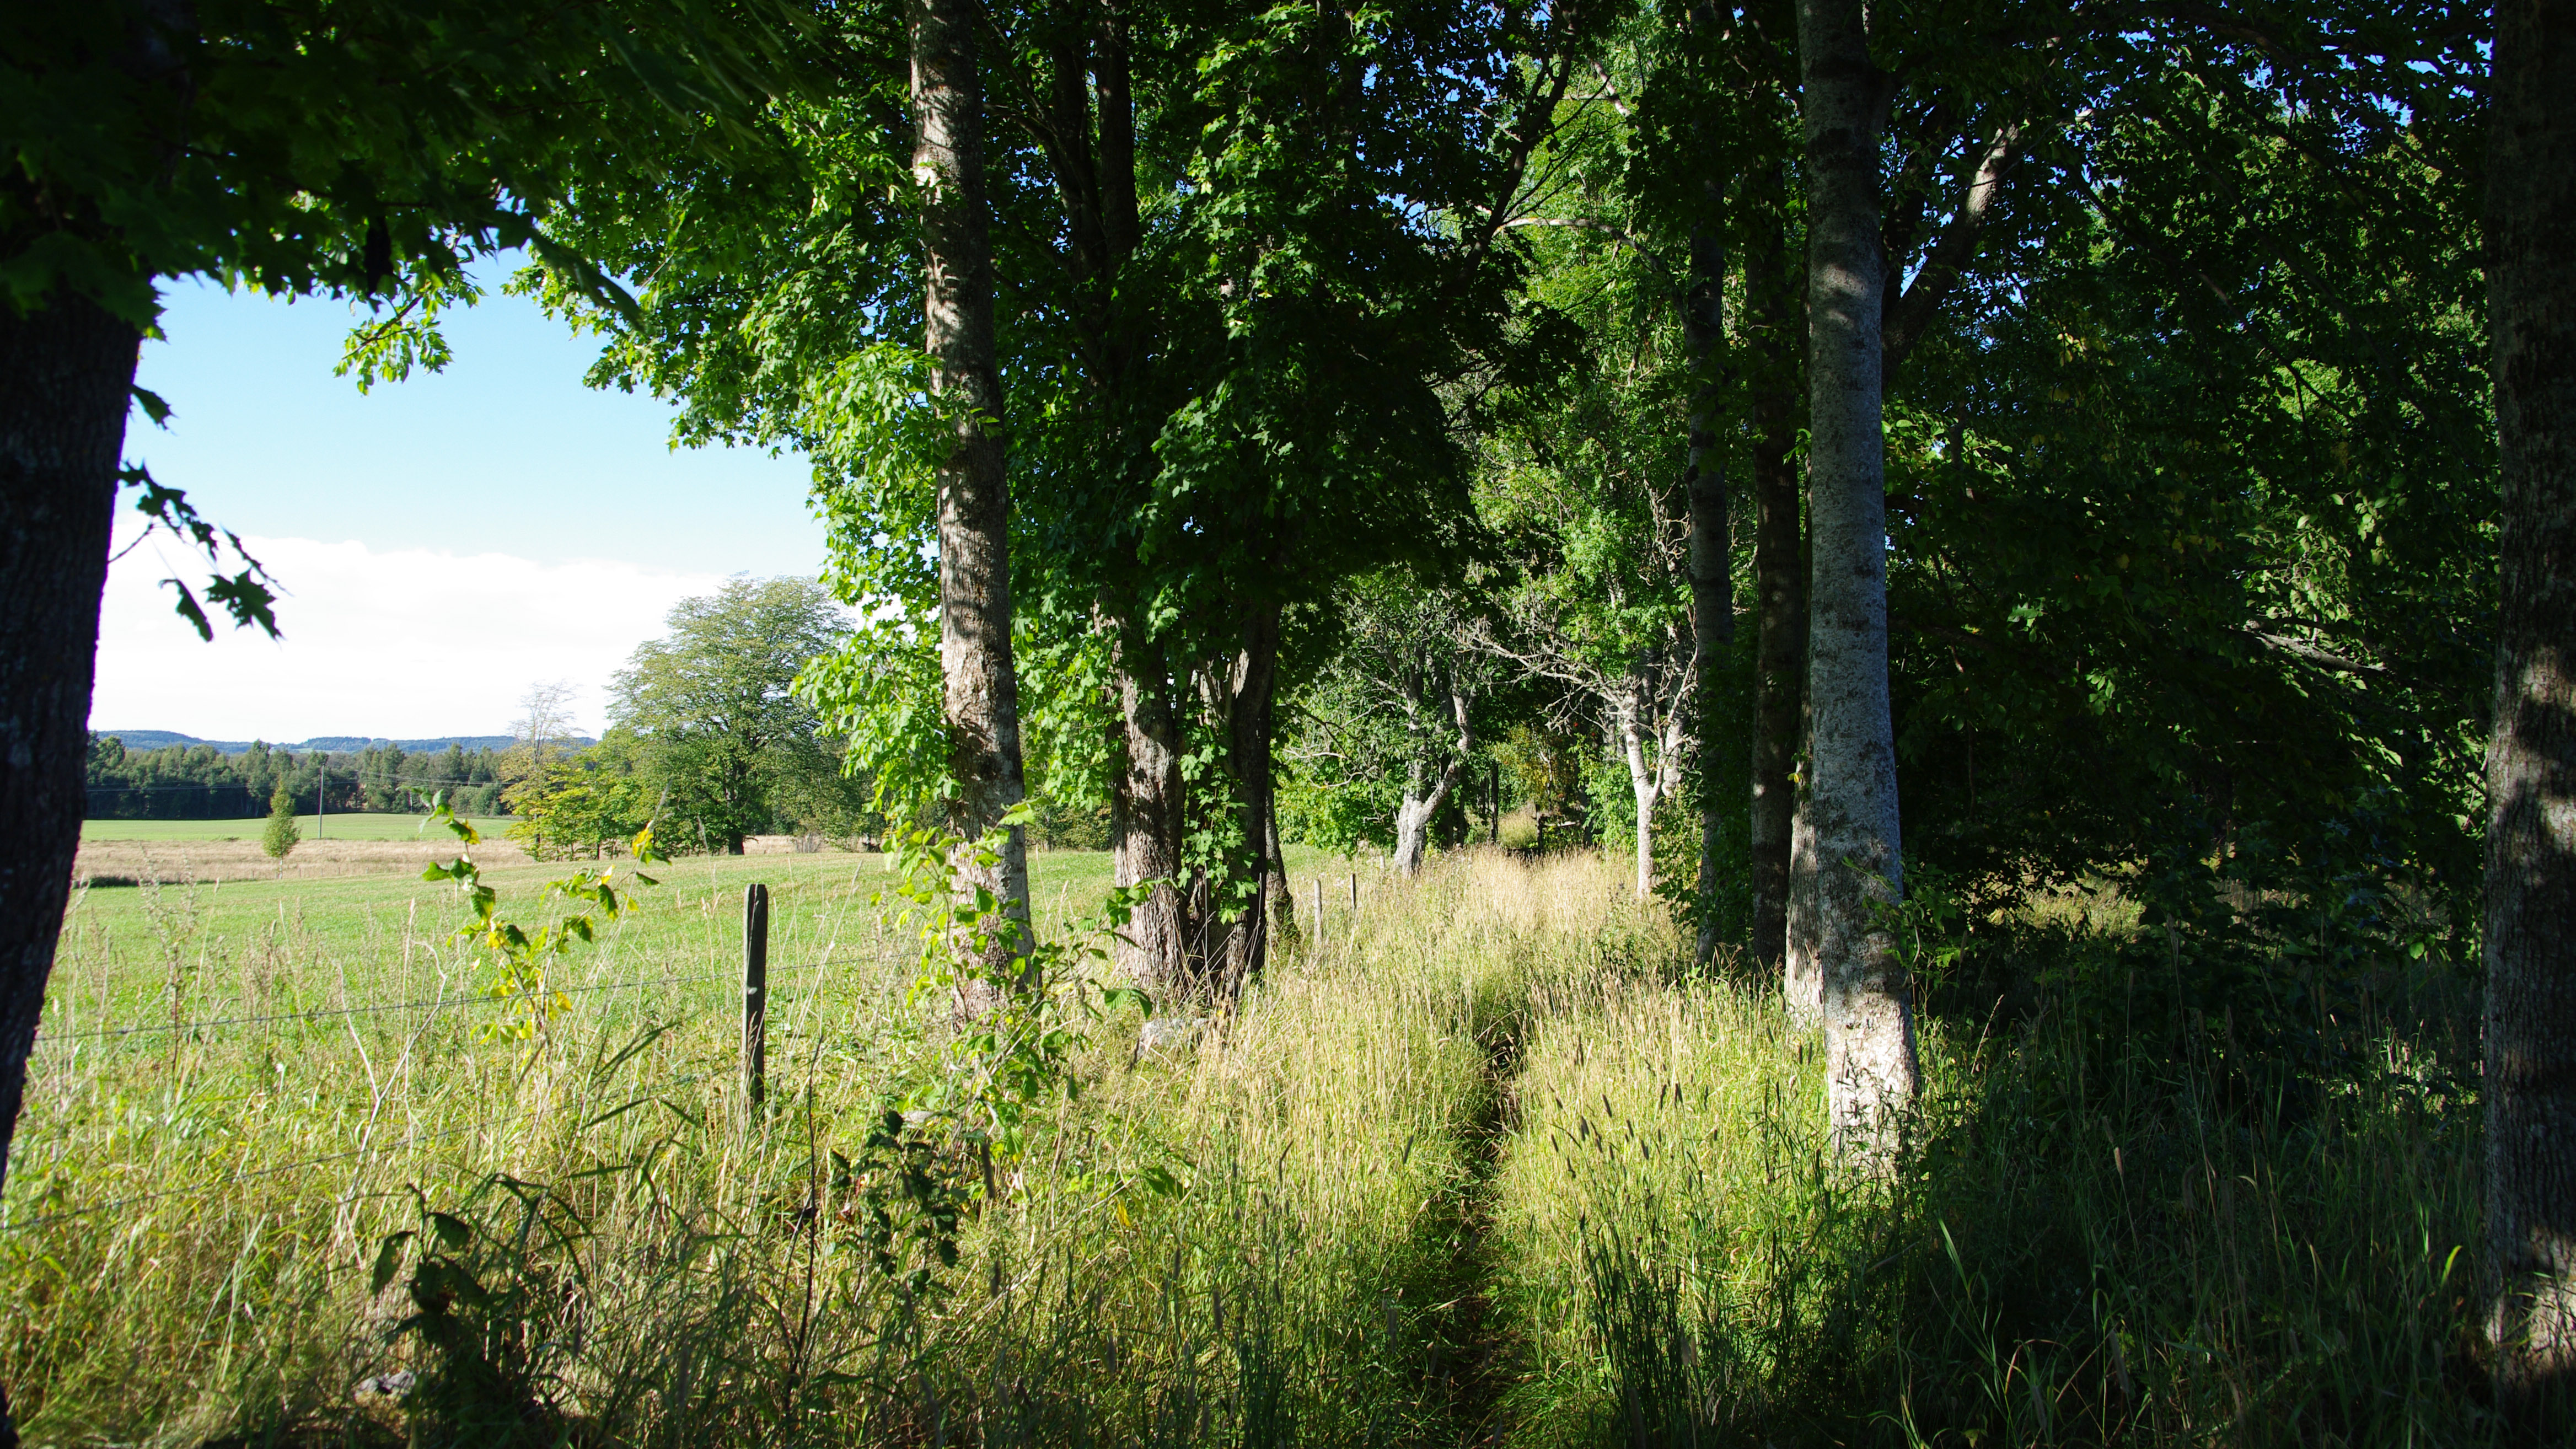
36, 962, 838, 1044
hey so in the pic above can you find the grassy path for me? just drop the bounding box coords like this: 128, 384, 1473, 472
1428, 988, 1532, 1445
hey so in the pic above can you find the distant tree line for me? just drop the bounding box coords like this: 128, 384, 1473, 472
83, 737, 507, 820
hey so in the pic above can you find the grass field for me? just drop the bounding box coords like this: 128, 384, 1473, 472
1, 848, 2494, 1446
40, 846, 1263, 1043
79, 815, 516, 843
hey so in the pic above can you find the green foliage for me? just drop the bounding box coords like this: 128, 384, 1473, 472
420, 797, 665, 1040
1279, 575, 1503, 857
825, 808, 1159, 1295
4, 0, 809, 646
1879, 69, 2493, 942
534, 0, 1560, 921
502, 756, 653, 862
1, 0, 804, 321
369, 1180, 592, 1445
259, 784, 298, 861
610, 578, 874, 854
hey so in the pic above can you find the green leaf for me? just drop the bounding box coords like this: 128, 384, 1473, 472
370, 1231, 414, 1295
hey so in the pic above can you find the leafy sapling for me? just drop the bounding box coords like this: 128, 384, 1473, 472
419, 792, 666, 1040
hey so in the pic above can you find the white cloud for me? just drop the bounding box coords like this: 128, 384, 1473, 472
91, 534, 731, 741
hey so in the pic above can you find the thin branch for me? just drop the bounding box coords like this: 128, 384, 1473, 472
1500, 217, 1676, 283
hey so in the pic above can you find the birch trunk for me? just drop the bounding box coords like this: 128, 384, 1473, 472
2486, 0, 2576, 1419
1614, 678, 1662, 902
1746, 161, 1808, 997
0, 296, 135, 1215
913, 0, 1032, 961
1683, 221, 1735, 965
1393, 760, 1441, 877
1795, 0, 1917, 1155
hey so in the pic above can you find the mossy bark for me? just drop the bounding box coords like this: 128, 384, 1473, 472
913, 0, 1032, 957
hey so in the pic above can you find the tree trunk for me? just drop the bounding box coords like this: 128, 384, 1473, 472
1746, 160, 1808, 1000
1392, 663, 1473, 878
1113, 626, 1187, 996
1683, 219, 1735, 965
1219, 607, 1280, 995
913, 0, 1033, 959
2486, 0, 2576, 1420
1614, 677, 1666, 902
1794, 0, 1917, 1155
1265, 800, 1298, 950
1394, 760, 1439, 877
0, 296, 138, 1214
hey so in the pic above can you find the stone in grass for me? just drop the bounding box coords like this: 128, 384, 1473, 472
1136, 1016, 1210, 1060
352, 1370, 416, 1403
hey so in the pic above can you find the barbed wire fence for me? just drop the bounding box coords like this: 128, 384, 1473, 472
7, 873, 936, 1236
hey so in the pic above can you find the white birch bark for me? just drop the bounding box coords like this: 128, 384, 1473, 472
1795, 0, 1918, 1157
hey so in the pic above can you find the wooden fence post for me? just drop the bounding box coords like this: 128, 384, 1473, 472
1314, 877, 1325, 948
743, 883, 769, 1121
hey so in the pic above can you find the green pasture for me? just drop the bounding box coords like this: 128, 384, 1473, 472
44, 845, 1333, 1049
79, 814, 516, 842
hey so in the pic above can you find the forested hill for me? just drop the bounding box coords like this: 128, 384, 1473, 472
92, 730, 565, 755
83, 734, 510, 819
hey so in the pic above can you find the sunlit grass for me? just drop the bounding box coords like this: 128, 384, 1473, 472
1, 846, 2496, 1445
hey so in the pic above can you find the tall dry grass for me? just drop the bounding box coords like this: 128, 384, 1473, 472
1, 848, 2495, 1446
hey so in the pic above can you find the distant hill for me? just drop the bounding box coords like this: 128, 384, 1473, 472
93, 731, 593, 756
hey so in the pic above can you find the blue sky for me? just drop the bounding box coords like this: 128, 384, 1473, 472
95, 264, 829, 742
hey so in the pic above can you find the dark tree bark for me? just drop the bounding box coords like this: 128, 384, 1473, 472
1217, 605, 1280, 994
1745, 160, 1807, 998
0, 296, 136, 1212
2486, 0, 2576, 1420
1683, 218, 1735, 968
1794, 0, 1917, 1154
1265, 796, 1297, 949
913, 0, 1033, 951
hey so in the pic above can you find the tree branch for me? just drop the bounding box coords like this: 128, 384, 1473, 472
1883, 120, 2024, 377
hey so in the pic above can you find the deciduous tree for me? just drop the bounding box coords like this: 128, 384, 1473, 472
610, 578, 855, 856
1794, 0, 1917, 1152
0, 0, 798, 1228
2484, 0, 2576, 1419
